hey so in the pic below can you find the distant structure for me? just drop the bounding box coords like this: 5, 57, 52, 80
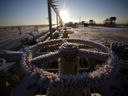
65, 22, 75, 28
65, 21, 88, 28
104, 17, 117, 27
89, 19, 95, 26
81, 21, 88, 27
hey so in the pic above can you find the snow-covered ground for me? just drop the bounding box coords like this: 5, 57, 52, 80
0, 26, 49, 50
0, 26, 128, 50
69, 26, 128, 44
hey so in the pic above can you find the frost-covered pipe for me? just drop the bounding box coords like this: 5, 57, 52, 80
58, 43, 79, 75
47, 43, 89, 96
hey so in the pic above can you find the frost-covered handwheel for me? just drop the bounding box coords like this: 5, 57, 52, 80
21, 38, 119, 89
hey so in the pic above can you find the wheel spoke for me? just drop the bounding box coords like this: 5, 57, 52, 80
31, 51, 58, 63
79, 49, 109, 61
66, 39, 109, 52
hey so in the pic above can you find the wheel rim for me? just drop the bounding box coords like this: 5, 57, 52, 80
21, 38, 119, 89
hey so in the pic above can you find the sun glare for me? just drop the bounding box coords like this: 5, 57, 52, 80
60, 10, 69, 23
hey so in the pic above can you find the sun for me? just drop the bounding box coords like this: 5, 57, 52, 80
60, 10, 69, 23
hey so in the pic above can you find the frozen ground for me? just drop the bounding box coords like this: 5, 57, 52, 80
0, 26, 128, 50
0, 26, 49, 50
69, 26, 128, 44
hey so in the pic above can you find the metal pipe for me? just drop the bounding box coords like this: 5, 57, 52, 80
47, 0, 53, 38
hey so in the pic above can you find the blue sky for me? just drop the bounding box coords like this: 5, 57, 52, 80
0, 0, 128, 26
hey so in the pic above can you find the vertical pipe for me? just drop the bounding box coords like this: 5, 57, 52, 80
56, 14, 58, 29
79, 17, 81, 24
47, 0, 53, 38
18, 26, 22, 35
47, 43, 89, 96
58, 43, 79, 75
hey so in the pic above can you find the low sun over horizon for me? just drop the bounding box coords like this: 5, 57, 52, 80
0, 0, 128, 26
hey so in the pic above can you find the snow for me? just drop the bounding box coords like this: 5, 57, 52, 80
69, 27, 128, 44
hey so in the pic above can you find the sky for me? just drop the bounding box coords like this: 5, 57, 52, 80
0, 0, 128, 26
